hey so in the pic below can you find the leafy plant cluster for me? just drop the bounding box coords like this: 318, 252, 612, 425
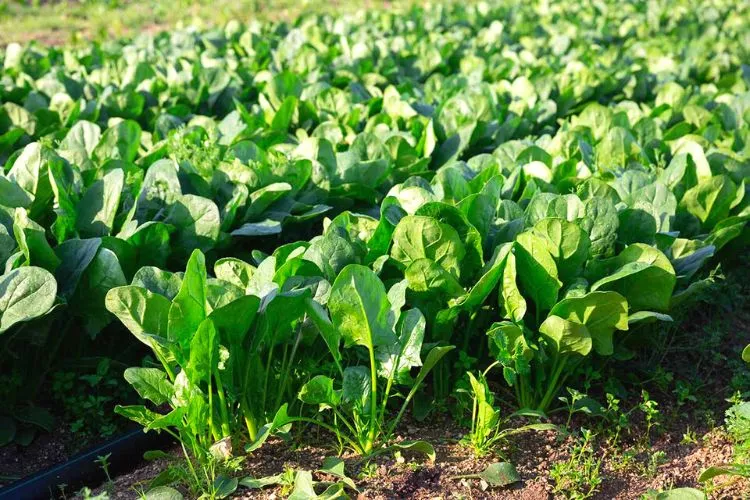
0, 0, 749, 497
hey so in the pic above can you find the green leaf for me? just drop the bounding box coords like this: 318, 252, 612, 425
288, 470, 317, 500
305, 298, 342, 372
209, 294, 260, 347
549, 291, 628, 355
376, 308, 425, 381
329, 264, 396, 349
213, 475, 238, 499
105, 286, 172, 346
589, 244, 676, 312
123, 221, 173, 269
13, 208, 60, 271
7, 144, 55, 217
414, 202, 484, 282
299, 375, 340, 407
478, 462, 521, 487
54, 238, 102, 299
627, 311, 673, 325
539, 315, 592, 356
15, 406, 54, 432
93, 120, 141, 163
144, 486, 184, 500
231, 219, 282, 237
166, 195, 220, 255
342, 365, 371, 412
168, 250, 207, 349
513, 231, 561, 314
239, 473, 284, 489
391, 215, 466, 279
186, 318, 218, 382
76, 168, 124, 237
531, 218, 590, 284
652, 487, 706, 500
391, 440, 436, 462
742, 345, 750, 364
132, 266, 183, 300
245, 404, 294, 452
499, 250, 527, 322
0, 266, 57, 333
680, 175, 736, 230
123, 367, 173, 405
214, 258, 256, 294
114, 405, 161, 427
405, 258, 464, 299
580, 198, 618, 259
145, 407, 186, 431
459, 243, 511, 311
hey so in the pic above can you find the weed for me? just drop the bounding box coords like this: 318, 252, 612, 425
550, 429, 602, 499
96, 453, 113, 493
638, 391, 661, 446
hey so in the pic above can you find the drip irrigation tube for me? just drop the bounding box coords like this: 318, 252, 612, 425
0, 428, 174, 499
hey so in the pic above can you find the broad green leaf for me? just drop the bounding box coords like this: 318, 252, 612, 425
93, 120, 141, 163
459, 243, 511, 311
405, 258, 464, 299
391, 440, 436, 462
652, 487, 706, 500
245, 404, 294, 452
0, 416, 16, 446
13, 208, 60, 271
287, 471, 317, 500
123, 367, 173, 405
342, 365, 371, 412
213, 475, 238, 499
580, 198, 618, 259
54, 238, 101, 299
166, 195, 220, 255
76, 168, 124, 237
513, 232, 562, 314
114, 404, 161, 427
231, 219, 282, 237
298, 375, 340, 407
329, 264, 396, 348
499, 250, 526, 322
391, 215, 466, 279
239, 474, 284, 489
414, 202, 484, 282
132, 266, 183, 300
376, 308, 425, 381
209, 294, 260, 347
0, 266, 57, 333
144, 486, 184, 500
531, 218, 590, 283
186, 318, 218, 382
539, 315, 592, 356
478, 462, 521, 487
106, 286, 172, 346
549, 291, 628, 355
214, 257, 256, 294
680, 175, 737, 231
589, 244, 676, 312
168, 250, 207, 348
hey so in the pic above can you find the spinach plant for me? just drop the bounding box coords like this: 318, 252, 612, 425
256, 264, 454, 458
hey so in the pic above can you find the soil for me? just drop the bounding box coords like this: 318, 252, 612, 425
87, 412, 747, 499
0, 427, 74, 486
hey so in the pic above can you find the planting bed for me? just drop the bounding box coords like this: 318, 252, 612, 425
0, 0, 749, 498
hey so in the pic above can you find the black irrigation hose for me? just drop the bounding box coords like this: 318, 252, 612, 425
0, 428, 175, 500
